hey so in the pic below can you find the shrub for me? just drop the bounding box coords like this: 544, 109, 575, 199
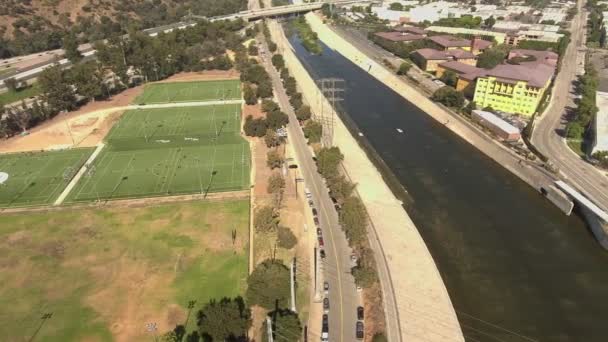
431, 86, 464, 108
254, 205, 279, 232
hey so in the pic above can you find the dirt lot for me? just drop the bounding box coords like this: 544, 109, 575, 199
0, 71, 242, 153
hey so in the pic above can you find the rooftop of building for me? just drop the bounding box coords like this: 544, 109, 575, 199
429, 35, 471, 48
486, 63, 555, 87
394, 25, 427, 35
594, 91, 608, 153
414, 48, 476, 60
508, 49, 559, 63
472, 38, 492, 51
375, 31, 426, 42
472, 110, 521, 134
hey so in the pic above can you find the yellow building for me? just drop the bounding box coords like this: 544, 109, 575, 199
473, 63, 555, 116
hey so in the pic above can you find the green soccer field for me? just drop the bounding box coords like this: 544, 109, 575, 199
0, 148, 93, 208
134, 79, 242, 104
67, 103, 250, 202
68, 142, 250, 202
106, 104, 241, 148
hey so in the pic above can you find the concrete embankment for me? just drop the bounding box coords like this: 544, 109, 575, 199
270, 17, 465, 342
304, 15, 563, 199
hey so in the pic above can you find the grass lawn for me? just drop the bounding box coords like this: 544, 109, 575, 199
0, 199, 250, 341
68, 104, 250, 202
0, 83, 42, 106
134, 80, 242, 104
0, 148, 93, 208
567, 139, 585, 156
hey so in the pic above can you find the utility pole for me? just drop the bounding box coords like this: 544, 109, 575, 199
266, 316, 275, 342
290, 257, 297, 312
316, 78, 344, 147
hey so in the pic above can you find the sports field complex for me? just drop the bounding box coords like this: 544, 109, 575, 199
0, 79, 250, 207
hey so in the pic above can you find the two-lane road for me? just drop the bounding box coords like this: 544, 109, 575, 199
532, 0, 608, 211
259, 29, 360, 341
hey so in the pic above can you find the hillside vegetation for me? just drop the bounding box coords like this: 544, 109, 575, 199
0, 0, 247, 58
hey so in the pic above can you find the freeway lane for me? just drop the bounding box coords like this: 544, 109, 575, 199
532, 0, 608, 211
259, 27, 360, 341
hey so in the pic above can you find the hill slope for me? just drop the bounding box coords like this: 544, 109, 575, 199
0, 0, 247, 58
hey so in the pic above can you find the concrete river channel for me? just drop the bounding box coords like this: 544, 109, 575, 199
289, 35, 608, 341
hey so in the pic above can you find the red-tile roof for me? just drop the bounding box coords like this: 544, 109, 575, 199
394, 25, 426, 35
413, 48, 475, 61
472, 38, 492, 51
429, 35, 471, 48
374, 32, 426, 42
508, 49, 558, 66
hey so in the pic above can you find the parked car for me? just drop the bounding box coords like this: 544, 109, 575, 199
318, 236, 324, 247
350, 254, 358, 266
308, 199, 314, 207
323, 297, 330, 313
317, 227, 322, 237
356, 321, 364, 339
313, 217, 320, 226
312, 208, 318, 216
320, 249, 326, 259
324, 281, 329, 295
357, 306, 364, 320
322, 314, 328, 327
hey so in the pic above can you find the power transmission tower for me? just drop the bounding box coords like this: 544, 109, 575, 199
316, 78, 344, 147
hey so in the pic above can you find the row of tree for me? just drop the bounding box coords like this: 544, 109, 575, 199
1, 19, 245, 138
567, 62, 599, 152
586, 0, 607, 48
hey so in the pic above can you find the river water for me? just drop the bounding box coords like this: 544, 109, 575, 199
289, 36, 608, 341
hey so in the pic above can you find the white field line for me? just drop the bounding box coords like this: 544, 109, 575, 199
133, 99, 243, 108
53, 143, 106, 205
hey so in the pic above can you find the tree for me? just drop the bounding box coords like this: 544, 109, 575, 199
197, 297, 251, 342
248, 42, 259, 56
389, 2, 404, 11
267, 172, 286, 195
267, 309, 301, 341
328, 176, 355, 204
254, 205, 279, 232
476, 47, 507, 69
463, 101, 476, 115
351, 248, 378, 288
268, 41, 278, 53
63, 32, 82, 63
257, 80, 274, 99
431, 86, 464, 108
266, 110, 289, 129
566, 121, 584, 139
69, 61, 106, 101
265, 128, 283, 148
288, 92, 303, 110
3, 77, 18, 92
272, 54, 285, 70
295, 105, 312, 121
484, 15, 496, 28
244, 115, 268, 137
38, 65, 76, 113
316, 146, 344, 180
244, 83, 258, 105
246, 260, 290, 309
303, 120, 322, 143
440, 70, 458, 87
277, 226, 297, 249
262, 99, 280, 113
397, 61, 412, 75
267, 150, 284, 169
339, 196, 368, 245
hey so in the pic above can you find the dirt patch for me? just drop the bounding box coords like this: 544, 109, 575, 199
0, 85, 142, 153
245, 103, 265, 120
363, 283, 386, 341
